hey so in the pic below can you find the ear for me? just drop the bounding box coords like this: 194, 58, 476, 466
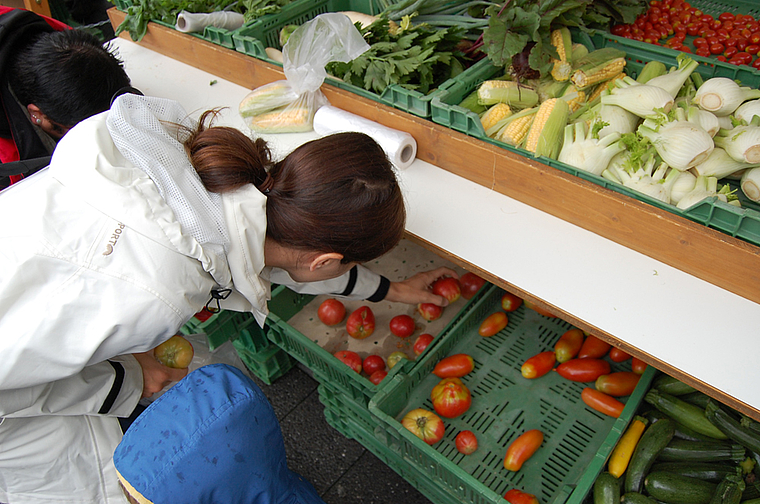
309, 252, 344, 272
27, 104, 44, 124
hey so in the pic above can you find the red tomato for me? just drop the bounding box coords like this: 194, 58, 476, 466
609, 347, 632, 362
581, 388, 625, 418
719, 12, 735, 22
693, 36, 708, 47
504, 429, 544, 471
431, 377, 472, 418
455, 430, 478, 455
479, 312, 508, 337
389, 314, 415, 338
433, 353, 474, 378
555, 358, 611, 382
521, 351, 556, 379
417, 302, 443, 321
577, 335, 611, 359
725, 38, 738, 48
735, 51, 753, 65
154, 335, 194, 369
554, 328, 584, 363
413, 333, 435, 356
753, 58, 760, 69
746, 44, 760, 55
334, 350, 362, 374
696, 46, 711, 57
346, 306, 375, 339
362, 354, 385, 375
387, 351, 408, 370
460, 272, 487, 300
611, 24, 630, 36
369, 369, 387, 385
501, 292, 523, 312
317, 298, 346, 326
431, 277, 462, 303
504, 489, 539, 504
631, 357, 648, 374
595, 371, 641, 396
402, 408, 445, 445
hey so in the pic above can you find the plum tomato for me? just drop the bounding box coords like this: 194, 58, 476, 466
459, 272, 486, 299
431, 277, 462, 303
387, 351, 408, 369
417, 302, 443, 321
431, 377, 472, 418
401, 408, 445, 445
478, 311, 508, 337
504, 489, 540, 504
412, 333, 435, 356
334, 350, 362, 374
455, 430, 479, 455
433, 353, 474, 378
317, 298, 346, 326
346, 306, 375, 339
389, 314, 415, 338
368, 369, 387, 385
504, 429, 544, 471
500, 291, 523, 312
362, 354, 385, 375
154, 335, 194, 369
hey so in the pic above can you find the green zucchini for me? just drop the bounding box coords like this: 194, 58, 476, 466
643, 409, 717, 442
625, 418, 676, 493
645, 390, 728, 440
649, 462, 740, 483
653, 375, 697, 396
705, 402, 760, 455
643, 471, 718, 504
657, 439, 746, 463
709, 474, 745, 504
621, 493, 659, 504
594, 472, 620, 504
742, 498, 760, 504
680, 391, 713, 409
743, 480, 760, 501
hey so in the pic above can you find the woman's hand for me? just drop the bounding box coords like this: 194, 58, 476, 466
384, 267, 459, 306
132, 351, 189, 398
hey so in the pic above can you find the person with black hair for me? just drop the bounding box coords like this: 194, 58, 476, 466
0, 8, 133, 188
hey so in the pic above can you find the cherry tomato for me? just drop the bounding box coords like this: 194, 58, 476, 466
555, 358, 612, 382
521, 351, 556, 379
455, 430, 479, 455
402, 408, 445, 445
412, 333, 434, 356
581, 388, 625, 418
433, 353, 474, 378
431, 377, 472, 418
748, 22, 760, 34
703, 29, 716, 38
718, 12, 735, 22
677, 45, 692, 52
722, 20, 734, 31
725, 46, 739, 59
693, 36, 708, 47
478, 312, 508, 337
389, 314, 415, 338
686, 23, 700, 36
706, 35, 720, 45
753, 57, 760, 69
611, 24, 630, 36
695, 46, 711, 57
717, 55, 728, 62
751, 33, 760, 44
711, 19, 722, 30
362, 354, 385, 375
504, 429, 544, 471
317, 298, 346, 326
725, 37, 738, 48
710, 43, 725, 54
747, 44, 760, 55
735, 51, 753, 65
717, 28, 730, 39
700, 14, 713, 24
595, 371, 641, 396
737, 39, 749, 51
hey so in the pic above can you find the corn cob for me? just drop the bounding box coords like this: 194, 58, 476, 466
497, 108, 537, 146
550, 27, 573, 82
562, 85, 586, 113
586, 72, 627, 104
571, 48, 627, 90
480, 103, 512, 132
524, 98, 570, 158
478, 80, 539, 109
571, 43, 589, 62
239, 81, 299, 118
243, 105, 313, 133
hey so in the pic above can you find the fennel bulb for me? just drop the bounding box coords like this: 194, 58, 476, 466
646, 54, 699, 98
713, 120, 760, 164
558, 122, 625, 176
598, 97, 640, 138
669, 170, 697, 205
608, 156, 680, 203
686, 106, 720, 137
693, 77, 760, 116
692, 147, 760, 179
601, 77, 674, 118
637, 113, 714, 171
676, 175, 721, 209
734, 99, 760, 125
741, 167, 760, 202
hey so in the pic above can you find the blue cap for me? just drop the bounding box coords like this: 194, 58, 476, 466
113, 364, 324, 504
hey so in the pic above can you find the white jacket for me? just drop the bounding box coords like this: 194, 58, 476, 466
0, 95, 385, 503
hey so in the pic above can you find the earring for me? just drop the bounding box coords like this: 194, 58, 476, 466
33, 116, 42, 125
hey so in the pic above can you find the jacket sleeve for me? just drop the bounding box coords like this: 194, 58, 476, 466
0, 355, 143, 418
267, 265, 390, 302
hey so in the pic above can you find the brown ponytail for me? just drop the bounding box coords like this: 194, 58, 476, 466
185, 112, 405, 265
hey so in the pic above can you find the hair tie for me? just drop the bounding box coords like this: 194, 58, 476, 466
257, 172, 274, 194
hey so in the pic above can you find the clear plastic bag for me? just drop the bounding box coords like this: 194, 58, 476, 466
238, 13, 369, 133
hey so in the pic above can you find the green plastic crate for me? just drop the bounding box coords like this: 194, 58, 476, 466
178, 309, 268, 352
231, 0, 456, 118
234, 341, 295, 385
266, 284, 491, 409
318, 381, 378, 435
430, 33, 760, 249
368, 285, 656, 504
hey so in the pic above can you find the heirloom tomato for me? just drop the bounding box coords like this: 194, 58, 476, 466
455, 430, 478, 455
431, 377, 472, 418
346, 306, 375, 339
413, 333, 434, 356
401, 408, 445, 445
369, 370, 387, 385
387, 351, 408, 369
317, 298, 346, 326
154, 335, 194, 369
431, 277, 461, 303
417, 302, 443, 321
334, 350, 362, 374
389, 314, 415, 338
460, 272, 486, 299
362, 354, 385, 375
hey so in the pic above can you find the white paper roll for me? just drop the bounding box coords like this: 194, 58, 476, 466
175, 11, 245, 33
312, 105, 417, 170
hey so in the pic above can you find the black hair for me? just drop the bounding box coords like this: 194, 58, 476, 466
8, 29, 131, 127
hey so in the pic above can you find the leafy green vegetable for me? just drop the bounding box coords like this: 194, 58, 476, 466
116, 0, 292, 42
326, 17, 467, 95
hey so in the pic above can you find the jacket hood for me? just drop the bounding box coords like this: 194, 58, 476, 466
113, 364, 325, 504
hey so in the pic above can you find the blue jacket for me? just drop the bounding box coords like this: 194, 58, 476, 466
113, 364, 325, 504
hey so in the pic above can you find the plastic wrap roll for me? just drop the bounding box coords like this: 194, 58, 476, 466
175, 11, 244, 33
312, 105, 417, 170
